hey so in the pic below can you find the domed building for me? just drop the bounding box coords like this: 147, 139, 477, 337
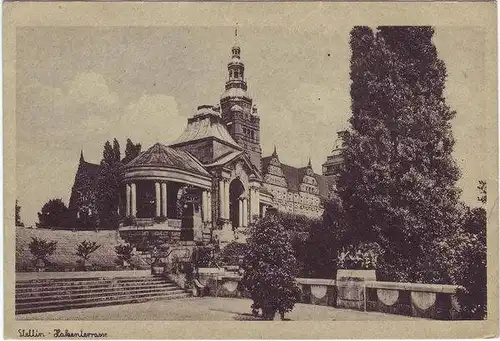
69, 40, 345, 246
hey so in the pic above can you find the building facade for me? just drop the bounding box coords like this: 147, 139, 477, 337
69, 41, 344, 243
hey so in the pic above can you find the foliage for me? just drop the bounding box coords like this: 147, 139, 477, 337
37, 198, 70, 228
76, 240, 101, 261
337, 242, 382, 270
477, 180, 487, 204
96, 139, 122, 229
29, 237, 57, 261
215, 241, 248, 266
153, 216, 168, 224
15, 200, 24, 227
275, 212, 321, 234
293, 196, 347, 278
192, 245, 215, 268
436, 184, 487, 319
115, 243, 134, 263
122, 138, 142, 164
241, 214, 301, 320
123, 216, 136, 227
339, 26, 462, 283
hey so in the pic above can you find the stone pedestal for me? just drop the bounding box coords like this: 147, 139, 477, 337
336, 269, 376, 311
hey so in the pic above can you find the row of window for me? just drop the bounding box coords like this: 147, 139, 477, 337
229, 69, 242, 79
242, 127, 256, 140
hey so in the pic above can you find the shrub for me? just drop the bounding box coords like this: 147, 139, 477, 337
153, 216, 168, 224
76, 240, 101, 261
29, 237, 57, 263
337, 242, 382, 270
122, 216, 136, 227
241, 213, 301, 320
216, 241, 248, 266
115, 243, 134, 263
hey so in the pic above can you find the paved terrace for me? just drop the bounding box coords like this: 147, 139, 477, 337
17, 297, 417, 321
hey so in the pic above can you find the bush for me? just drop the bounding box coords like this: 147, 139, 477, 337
216, 242, 248, 266
76, 240, 101, 261
241, 214, 301, 320
337, 242, 382, 270
29, 237, 57, 264
115, 243, 134, 263
153, 216, 168, 224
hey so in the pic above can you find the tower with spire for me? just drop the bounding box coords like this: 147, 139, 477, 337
220, 28, 262, 173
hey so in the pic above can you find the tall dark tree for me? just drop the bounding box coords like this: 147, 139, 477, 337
15, 200, 24, 227
339, 26, 462, 283
37, 198, 69, 228
96, 139, 122, 229
122, 138, 142, 164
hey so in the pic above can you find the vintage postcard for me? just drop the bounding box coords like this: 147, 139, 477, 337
3, 1, 498, 339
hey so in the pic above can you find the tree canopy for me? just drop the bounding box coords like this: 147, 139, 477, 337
339, 26, 462, 283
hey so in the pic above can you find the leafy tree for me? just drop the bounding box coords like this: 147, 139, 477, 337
339, 26, 462, 283
76, 240, 101, 261
122, 138, 142, 164
477, 180, 487, 204
37, 198, 69, 228
297, 196, 346, 278
241, 213, 301, 320
96, 139, 122, 229
15, 200, 24, 227
29, 237, 57, 263
437, 182, 487, 319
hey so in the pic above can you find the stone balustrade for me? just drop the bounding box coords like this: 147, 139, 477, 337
194, 268, 464, 320
365, 281, 462, 319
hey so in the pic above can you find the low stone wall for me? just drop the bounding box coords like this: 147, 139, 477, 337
194, 268, 463, 320
365, 281, 462, 320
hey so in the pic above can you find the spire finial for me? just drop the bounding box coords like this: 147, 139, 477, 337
80, 149, 85, 163
308, 157, 312, 167
272, 145, 277, 157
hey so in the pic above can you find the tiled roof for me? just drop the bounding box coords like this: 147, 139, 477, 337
79, 161, 100, 181
126, 143, 209, 176
171, 111, 241, 150
204, 151, 243, 167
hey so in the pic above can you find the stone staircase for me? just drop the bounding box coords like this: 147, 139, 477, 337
15, 275, 191, 314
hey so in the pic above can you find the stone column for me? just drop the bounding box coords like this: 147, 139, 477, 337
207, 192, 212, 222
202, 190, 208, 222
219, 180, 225, 219
161, 183, 167, 217
126, 183, 131, 217
155, 182, 161, 217
262, 204, 267, 217
238, 199, 243, 227
242, 197, 248, 227
250, 188, 259, 222
131, 183, 137, 217
224, 180, 230, 219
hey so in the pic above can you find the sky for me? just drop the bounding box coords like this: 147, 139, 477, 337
15, 26, 491, 225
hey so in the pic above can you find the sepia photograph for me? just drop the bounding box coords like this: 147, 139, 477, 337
3, 2, 498, 339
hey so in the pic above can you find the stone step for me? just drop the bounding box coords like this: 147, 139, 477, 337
15, 276, 190, 315
16, 292, 191, 315
16, 285, 180, 301
17, 281, 177, 294
16, 278, 168, 288
16, 281, 176, 293
16, 289, 188, 309
16, 276, 166, 287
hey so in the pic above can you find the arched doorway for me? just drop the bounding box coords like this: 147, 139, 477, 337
229, 178, 245, 228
